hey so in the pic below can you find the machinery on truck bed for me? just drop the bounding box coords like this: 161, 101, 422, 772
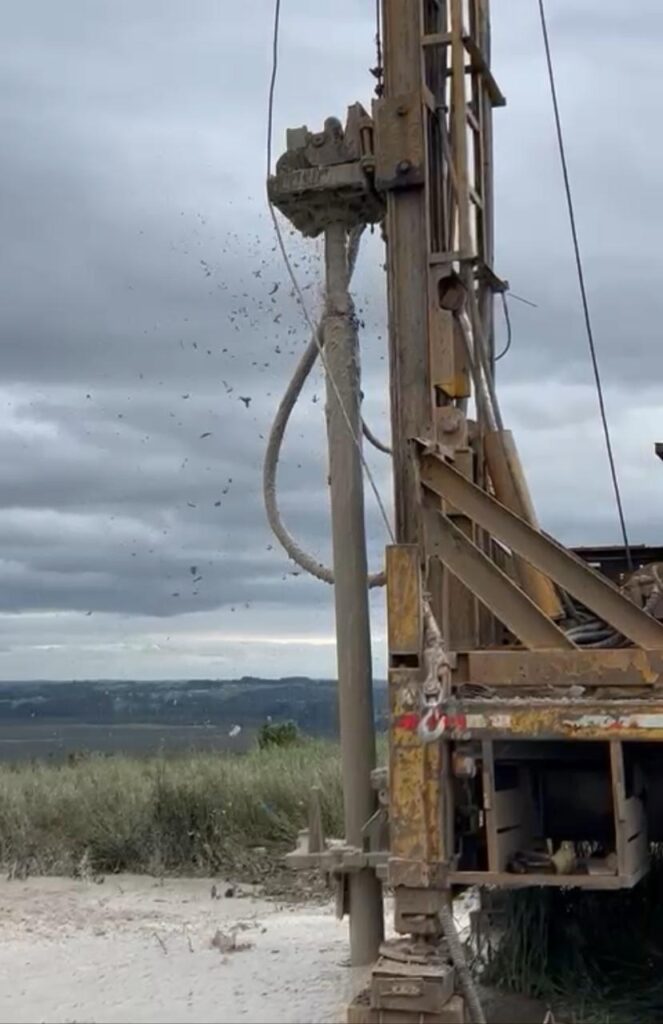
266, 2, 663, 1021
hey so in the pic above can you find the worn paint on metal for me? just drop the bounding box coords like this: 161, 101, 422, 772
419, 446, 663, 649
435, 699, 663, 741
564, 713, 663, 733
386, 545, 422, 657
464, 647, 663, 689
389, 669, 442, 867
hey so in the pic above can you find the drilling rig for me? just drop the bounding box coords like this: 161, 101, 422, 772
267, 2, 663, 1022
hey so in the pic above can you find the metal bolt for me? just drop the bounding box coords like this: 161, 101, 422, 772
397, 159, 411, 175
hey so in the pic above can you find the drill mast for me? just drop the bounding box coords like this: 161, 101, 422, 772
268, 2, 663, 1022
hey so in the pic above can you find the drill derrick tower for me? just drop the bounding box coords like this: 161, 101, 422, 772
267, 4, 663, 1021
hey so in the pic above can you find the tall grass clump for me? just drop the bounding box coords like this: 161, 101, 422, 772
482, 850, 663, 1023
0, 740, 343, 877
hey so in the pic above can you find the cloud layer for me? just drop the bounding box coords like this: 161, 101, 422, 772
1, 0, 662, 678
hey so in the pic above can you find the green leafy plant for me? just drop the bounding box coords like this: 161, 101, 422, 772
257, 720, 301, 750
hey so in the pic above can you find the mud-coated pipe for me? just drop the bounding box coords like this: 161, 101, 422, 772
323, 222, 384, 965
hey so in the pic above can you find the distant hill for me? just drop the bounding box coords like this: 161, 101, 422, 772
0, 678, 388, 737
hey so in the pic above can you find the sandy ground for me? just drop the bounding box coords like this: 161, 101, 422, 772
0, 875, 551, 1024
0, 875, 368, 1024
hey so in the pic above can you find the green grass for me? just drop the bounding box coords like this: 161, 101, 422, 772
4, 739, 662, 1021
481, 853, 663, 1023
0, 740, 344, 877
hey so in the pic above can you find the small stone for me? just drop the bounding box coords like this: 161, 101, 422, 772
211, 929, 235, 953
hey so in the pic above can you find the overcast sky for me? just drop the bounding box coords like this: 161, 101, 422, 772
1, 0, 662, 681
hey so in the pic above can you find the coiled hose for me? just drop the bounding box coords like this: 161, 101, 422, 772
262, 225, 389, 588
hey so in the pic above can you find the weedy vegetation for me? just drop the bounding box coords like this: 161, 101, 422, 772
0, 740, 343, 878
481, 852, 663, 1023
2, 736, 663, 1022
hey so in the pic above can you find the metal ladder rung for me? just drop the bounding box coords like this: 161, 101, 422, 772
430, 250, 476, 266
463, 34, 506, 107
422, 31, 452, 48
421, 30, 506, 109
466, 107, 480, 133
469, 186, 483, 209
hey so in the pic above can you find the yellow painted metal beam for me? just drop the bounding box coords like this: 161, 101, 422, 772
419, 698, 663, 741
389, 668, 445, 887
419, 445, 663, 649
464, 648, 663, 688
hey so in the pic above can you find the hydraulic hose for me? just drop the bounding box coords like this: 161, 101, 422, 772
362, 418, 392, 455
262, 226, 387, 588
439, 902, 486, 1024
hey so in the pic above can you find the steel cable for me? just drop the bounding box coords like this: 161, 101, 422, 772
537, 0, 633, 571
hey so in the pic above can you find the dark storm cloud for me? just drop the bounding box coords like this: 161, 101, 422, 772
493, 0, 663, 387
0, 0, 661, 677
0, 379, 391, 622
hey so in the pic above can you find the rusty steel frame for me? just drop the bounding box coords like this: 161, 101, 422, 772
419, 444, 663, 649
378, 0, 663, 970
428, 510, 573, 649
265, 0, 663, 1019
376, 0, 663, 961
420, 697, 663, 742
464, 648, 663, 689
447, 869, 648, 891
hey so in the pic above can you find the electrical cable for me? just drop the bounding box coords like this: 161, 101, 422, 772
372, 0, 383, 94
465, 271, 503, 432
508, 291, 538, 309
494, 291, 512, 362
537, 0, 633, 572
438, 110, 504, 424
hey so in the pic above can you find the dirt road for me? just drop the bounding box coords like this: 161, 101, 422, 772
0, 875, 367, 1023
0, 875, 552, 1023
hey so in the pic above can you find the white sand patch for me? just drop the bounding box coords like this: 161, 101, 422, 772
0, 876, 369, 1024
